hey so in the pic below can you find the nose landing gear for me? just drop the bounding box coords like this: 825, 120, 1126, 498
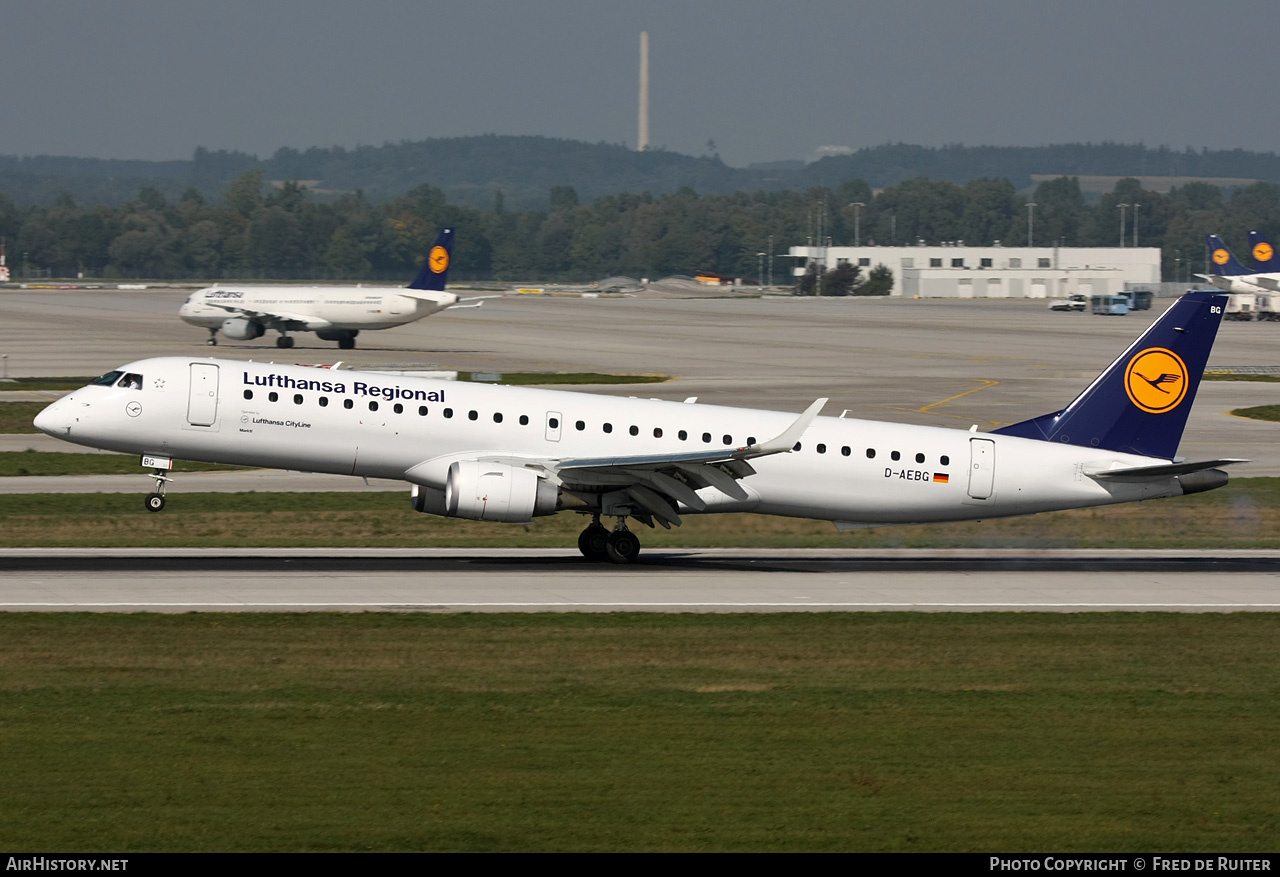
144, 467, 173, 513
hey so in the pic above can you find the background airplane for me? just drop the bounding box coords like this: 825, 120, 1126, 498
34, 292, 1241, 564
178, 228, 489, 349
1200, 233, 1280, 294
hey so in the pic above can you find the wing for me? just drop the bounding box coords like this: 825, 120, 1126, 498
401, 399, 827, 529
203, 301, 332, 331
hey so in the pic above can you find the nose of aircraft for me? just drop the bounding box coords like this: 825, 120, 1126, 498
33, 397, 71, 436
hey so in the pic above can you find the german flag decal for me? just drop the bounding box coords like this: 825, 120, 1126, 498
933, 473, 949, 483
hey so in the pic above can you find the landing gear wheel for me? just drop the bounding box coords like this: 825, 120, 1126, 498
145, 493, 166, 513
206, 337, 218, 346
605, 529, 641, 565
276, 336, 295, 349
578, 523, 610, 561
338, 336, 356, 350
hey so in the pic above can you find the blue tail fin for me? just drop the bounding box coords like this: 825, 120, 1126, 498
992, 292, 1227, 459
1247, 230, 1278, 271
1207, 235, 1252, 276
407, 228, 455, 291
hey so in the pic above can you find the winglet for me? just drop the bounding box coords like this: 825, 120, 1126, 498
743, 397, 827, 456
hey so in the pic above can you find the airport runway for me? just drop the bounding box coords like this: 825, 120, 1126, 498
2, 548, 1279, 613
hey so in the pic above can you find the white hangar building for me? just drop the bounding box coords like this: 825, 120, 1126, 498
788, 244, 1161, 299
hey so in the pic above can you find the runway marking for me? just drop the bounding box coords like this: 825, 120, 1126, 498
918, 378, 1000, 415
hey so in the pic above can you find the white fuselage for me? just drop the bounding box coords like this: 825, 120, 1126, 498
34, 357, 1190, 527
178, 286, 459, 332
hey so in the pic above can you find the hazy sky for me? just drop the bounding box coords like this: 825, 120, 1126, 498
3, 0, 1275, 167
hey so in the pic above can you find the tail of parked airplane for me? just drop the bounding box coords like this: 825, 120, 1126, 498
1206, 234, 1252, 276
993, 291, 1227, 460
407, 228, 455, 291
1247, 230, 1278, 271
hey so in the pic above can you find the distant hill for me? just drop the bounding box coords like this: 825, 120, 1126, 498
3, 137, 1280, 208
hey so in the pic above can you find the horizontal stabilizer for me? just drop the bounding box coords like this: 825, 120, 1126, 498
1086, 458, 1248, 481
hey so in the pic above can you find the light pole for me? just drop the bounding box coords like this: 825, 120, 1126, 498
849, 202, 865, 247
767, 234, 773, 289
1132, 203, 1140, 248
757, 252, 765, 289
1116, 203, 1129, 247
1025, 203, 1036, 247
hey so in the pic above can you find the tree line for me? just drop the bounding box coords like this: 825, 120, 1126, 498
2, 171, 1278, 284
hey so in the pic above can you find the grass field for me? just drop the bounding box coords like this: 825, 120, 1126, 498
6, 477, 1280, 548
1233, 405, 1280, 422
0, 402, 46, 433
0, 613, 1276, 852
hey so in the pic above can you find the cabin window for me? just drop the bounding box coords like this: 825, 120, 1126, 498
891, 451, 901, 461
344, 399, 353, 410
269, 392, 279, 402
394, 403, 403, 414
519, 415, 529, 425
444, 408, 453, 418
816, 443, 826, 454
793, 442, 802, 451
723, 435, 733, 446
493, 413, 503, 424
293, 394, 303, 405
653, 427, 663, 438
678, 430, 688, 441
915, 453, 925, 463
91, 370, 124, 387
747, 436, 756, 445
841, 446, 851, 456
549, 417, 559, 429
576, 420, 585, 431
866, 448, 875, 459
702, 433, 712, 443
319, 397, 328, 408
629, 425, 638, 436
603, 423, 613, 433
243, 390, 253, 400
418, 406, 428, 416
369, 401, 379, 412
941, 455, 950, 465
468, 410, 478, 421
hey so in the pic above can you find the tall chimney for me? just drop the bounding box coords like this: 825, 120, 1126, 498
638, 31, 650, 151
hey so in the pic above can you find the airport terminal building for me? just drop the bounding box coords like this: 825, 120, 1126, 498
789, 244, 1161, 299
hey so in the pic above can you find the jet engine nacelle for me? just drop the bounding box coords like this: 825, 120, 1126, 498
221, 317, 265, 341
413, 460, 557, 523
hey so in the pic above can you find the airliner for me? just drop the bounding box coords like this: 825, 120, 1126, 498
33, 292, 1241, 564
178, 228, 488, 349
1200, 233, 1280, 294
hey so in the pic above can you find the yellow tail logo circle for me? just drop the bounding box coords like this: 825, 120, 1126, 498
1253, 242, 1274, 263
1124, 348, 1188, 414
1212, 248, 1230, 266
429, 245, 450, 273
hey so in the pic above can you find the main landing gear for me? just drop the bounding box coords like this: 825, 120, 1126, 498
144, 467, 173, 513
275, 335, 295, 349
577, 515, 641, 564
206, 330, 218, 346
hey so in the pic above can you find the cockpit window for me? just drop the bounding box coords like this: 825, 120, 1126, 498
118, 373, 144, 390
90, 370, 124, 386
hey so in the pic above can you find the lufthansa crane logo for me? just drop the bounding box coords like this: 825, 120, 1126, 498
1253, 241, 1274, 263
429, 245, 450, 274
1212, 248, 1231, 266
1124, 347, 1189, 414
